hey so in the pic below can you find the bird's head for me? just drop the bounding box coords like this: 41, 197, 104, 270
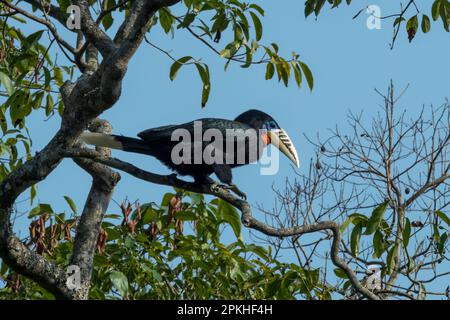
235, 109, 300, 168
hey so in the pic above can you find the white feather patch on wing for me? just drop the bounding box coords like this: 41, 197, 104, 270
79, 132, 123, 150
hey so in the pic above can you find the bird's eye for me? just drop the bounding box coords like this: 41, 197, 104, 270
263, 121, 277, 130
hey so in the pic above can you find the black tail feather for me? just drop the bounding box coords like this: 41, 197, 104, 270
112, 135, 152, 155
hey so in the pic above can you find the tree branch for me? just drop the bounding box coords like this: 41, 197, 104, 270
21, 0, 69, 29
69, 119, 120, 299
72, 0, 115, 57
0, 0, 183, 299
0, 214, 72, 298
0, 0, 77, 54
404, 173, 450, 207
64, 148, 381, 300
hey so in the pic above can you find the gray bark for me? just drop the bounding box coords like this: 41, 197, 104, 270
0, 0, 181, 299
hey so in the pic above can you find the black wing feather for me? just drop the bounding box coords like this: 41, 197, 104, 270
137, 118, 252, 143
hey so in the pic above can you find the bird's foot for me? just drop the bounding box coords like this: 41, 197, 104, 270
224, 183, 247, 200
209, 182, 247, 200
215, 183, 247, 200
167, 173, 178, 182
210, 182, 226, 193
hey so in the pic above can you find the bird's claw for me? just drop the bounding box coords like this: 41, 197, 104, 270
210, 182, 247, 200
226, 183, 247, 200
210, 183, 224, 193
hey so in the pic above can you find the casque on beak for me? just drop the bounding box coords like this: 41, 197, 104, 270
267, 129, 300, 168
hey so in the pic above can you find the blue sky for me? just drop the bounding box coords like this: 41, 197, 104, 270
20, 0, 450, 216
9, 0, 450, 295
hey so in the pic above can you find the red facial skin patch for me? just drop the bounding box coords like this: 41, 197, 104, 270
261, 132, 271, 146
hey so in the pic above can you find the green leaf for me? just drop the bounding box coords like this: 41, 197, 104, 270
24, 30, 44, 48
406, 15, 419, 33
213, 198, 242, 240
292, 62, 302, 88
43, 67, 51, 90
104, 227, 120, 241
152, 270, 163, 282
196, 63, 209, 82
179, 13, 196, 28
0, 261, 8, 276
102, 13, 114, 31
161, 192, 175, 207
141, 206, 158, 224
386, 244, 398, 275
56, 0, 70, 12
235, 11, 250, 40
109, 271, 129, 296
28, 203, 54, 218
403, 218, 411, 248
250, 4, 265, 16
175, 211, 197, 221
350, 223, 362, 256
249, 11, 263, 41
343, 280, 352, 292
195, 63, 210, 108
276, 60, 289, 87
184, 0, 194, 9
187, 191, 203, 206
64, 195, 77, 214
393, 17, 405, 27
432, 0, 441, 21
433, 224, 441, 242
32, 91, 44, 110
0, 71, 14, 96
45, 94, 54, 116
364, 201, 389, 235
169, 56, 192, 81
421, 14, 431, 33
304, 1, 314, 17
441, 2, 450, 30
373, 230, 384, 258
220, 41, 240, 58
314, 0, 326, 16
234, 24, 244, 42
332, 0, 343, 8
30, 184, 37, 205
438, 232, 448, 254
299, 62, 313, 91
240, 45, 253, 68
435, 210, 450, 226
245, 243, 270, 260
333, 268, 348, 279
58, 100, 64, 116
271, 43, 279, 53
265, 62, 275, 80
339, 215, 357, 233
280, 271, 298, 298
265, 277, 281, 298
159, 8, 173, 34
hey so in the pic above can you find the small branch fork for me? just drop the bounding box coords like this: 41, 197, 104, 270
353, 0, 419, 50
63, 147, 380, 300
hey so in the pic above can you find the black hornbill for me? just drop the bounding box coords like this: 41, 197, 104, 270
80, 109, 299, 198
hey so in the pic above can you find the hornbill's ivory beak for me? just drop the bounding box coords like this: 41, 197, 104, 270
268, 129, 300, 168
